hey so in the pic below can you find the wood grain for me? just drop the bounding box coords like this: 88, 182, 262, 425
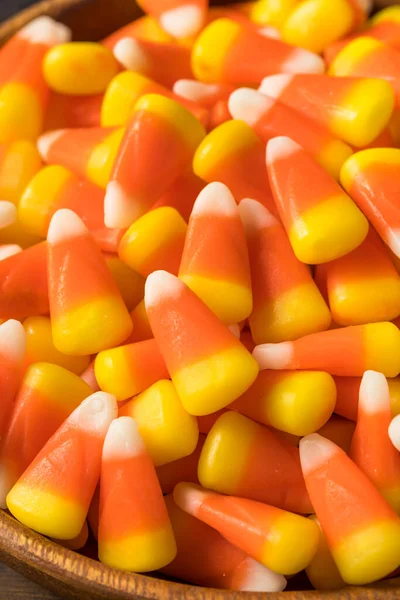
0, 563, 61, 600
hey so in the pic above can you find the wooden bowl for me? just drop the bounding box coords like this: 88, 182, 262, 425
0, 1, 400, 598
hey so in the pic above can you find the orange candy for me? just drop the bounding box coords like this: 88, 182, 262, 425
0, 320, 26, 439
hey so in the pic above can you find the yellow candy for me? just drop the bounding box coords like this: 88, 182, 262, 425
102, 71, 151, 127
371, 6, 400, 25
306, 516, 346, 590
43, 43, 119, 95
104, 255, 145, 311
250, 0, 301, 28
191, 19, 241, 83
329, 36, 382, 78
0, 82, 43, 143
0, 140, 42, 203
86, 127, 125, 189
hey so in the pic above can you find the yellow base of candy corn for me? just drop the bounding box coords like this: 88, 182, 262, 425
289, 193, 369, 264
0, 82, 43, 143
191, 18, 241, 83
380, 484, 400, 515
329, 37, 381, 79
250, 0, 299, 28
365, 322, 400, 377
306, 516, 345, 591
173, 345, 259, 416
249, 282, 331, 344
7, 483, 86, 540
332, 519, 400, 585
180, 274, 253, 325
340, 148, 400, 193
317, 140, 353, 181
0, 140, 42, 203
99, 526, 177, 572
52, 295, 133, 356
86, 128, 125, 189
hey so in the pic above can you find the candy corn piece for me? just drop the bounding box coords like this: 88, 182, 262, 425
156, 434, 205, 494
254, 322, 400, 377
162, 495, 287, 591
250, 0, 301, 28
104, 254, 145, 311
193, 120, 276, 212
266, 136, 368, 263
174, 482, 319, 575
0, 363, 92, 507
0, 140, 42, 204
44, 92, 103, 129
198, 411, 312, 513
192, 18, 324, 85
102, 16, 174, 49
0, 17, 71, 143
231, 370, 336, 436
145, 271, 259, 415
95, 337, 169, 401
389, 414, 400, 452
87, 485, 100, 539
81, 361, 100, 393
98, 417, 177, 571
317, 229, 400, 326
330, 37, 400, 107
230, 90, 354, 180
0, 245, 22, 261
0, 202, 16, 230
350, 371, 400, 513
306, 516, 346, 590
300, 433, 400, 584
317, 415, 356, 454
137, 0, 207, 38
120, 380, 199, 465
0, 320, 26, 438
113, 37, 193, 88
101, 71, 207, 127
239, 199, 331, 343
153, 168, 205, 222
7, 391, 117, 539
104, 94, 205, 229
43, 42, 119, 95
340, 149, 400, 258
334, 376, 400, 421
0, 242, 48, 320
259, 74, 395, 148
37, 126, 124, 189
47, 210, 132, 355
173, 79, 235, 108
53, 521, 89, 551
119, 207, 187, 277
282, 0, 372, 53
23, 316, 90, 375
179, 183, 252, 325
128, 299, 153, 343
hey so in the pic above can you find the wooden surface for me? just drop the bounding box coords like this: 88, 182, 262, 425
0, 563, 61, 599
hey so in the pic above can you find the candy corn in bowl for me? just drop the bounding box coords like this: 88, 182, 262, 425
1, 0, 400, 598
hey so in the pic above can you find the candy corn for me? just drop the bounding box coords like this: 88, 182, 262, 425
128, 299, 153, 343
254, 322, 400, 377
0, 202, 16, 230
145, 271, 259, 415
389, 414, 400, 452
98, 416, 177, 571
306, 516, 345, 590
137, 0, 207, 38
334, 376, 400, 421
317, 414, 356, 454
250, 0, 301, 28
300, 433, 400, 584
7, 391, 117, 539
179, 183, 252, 325
153, 168, 205, 222
104, 254, 145, 311
0, 140, 42, 204
104, 94, 205, 229
47, 209, 132, 355
44, 92, 103, 129
0, 320, 26, 438
239, 199, 331, 343
198, 411, 312, 513
156, 435, 205, 494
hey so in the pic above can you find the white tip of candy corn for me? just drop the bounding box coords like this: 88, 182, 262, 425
239, 198, 277, 232
145, 270, 184, 309
266, 136, 300, 165
70, 391, 117, 436
173, 79, 219, 103
228, 88, 274, 126
0, 244, 22, 261
282, 48, 325, 75
104, 181, 142, 229
47, 209, 88, 243
113, 37, 150, 72
228, 324, 241, 339
37, 129, 64, 161
259, 74, 293, 99
0, 201, 17, 229
160, 4, 204, 38
258, 26, 281, 40
173, 482, 208, 516
252, 342, 293, 370
103, 417, 145, 459
299, 433, 339, 475
0, 464, 15, 509
191, 182, 237, 218
0, 320, 26, 363
238, 558, 287, 592
359, 371, 390, 415
389, 415, 400, 452
21, 16, 71, 45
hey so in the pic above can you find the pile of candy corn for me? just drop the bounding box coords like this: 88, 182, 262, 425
3, 0, 400, 592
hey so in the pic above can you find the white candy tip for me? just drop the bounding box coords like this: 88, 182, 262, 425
228, 324, 241, 339
173, 482, 207, 516
113, 37, 149, 72
102, 416, 145, 459
389, 414, 400, 452
258, 26, 281, 40
299, 433, 338, 475
173, 79, 217, 102
228, 88, 274, 126
71, 391, 117, 436
259, 74, 293, 99
282, 48, 325, 75
0, 244, 22, 261
145, 270, 185, 309
252, 342, 293, 370
160, 5, 204, 38
37, 130, 64, 161
359, 370, 390, 414
47, 209, 88, 243
239, 198, 277, 232
238, 557, 287, 593
266, 136, 300, 165
21, 16, 71, 45
104, 181, 142, 229
0, 319, 26, 363
0, 201, 17, 229
191, 182, 237, 218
